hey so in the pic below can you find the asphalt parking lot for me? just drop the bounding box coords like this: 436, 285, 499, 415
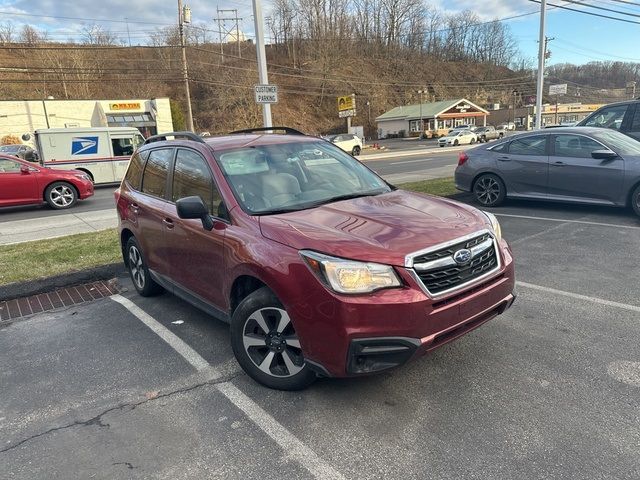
1, 199, 639, 479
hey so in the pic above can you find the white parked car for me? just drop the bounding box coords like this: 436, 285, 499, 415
438, 130, 477, 147
327, 133, 363, 156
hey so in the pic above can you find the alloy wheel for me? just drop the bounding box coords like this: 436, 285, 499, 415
50, 185, 74, 207
242, 307, 304, 378
128, 245, 145, 290
475, 176, 501, 205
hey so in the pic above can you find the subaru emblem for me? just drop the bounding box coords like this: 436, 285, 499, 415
453, 248, 472, 264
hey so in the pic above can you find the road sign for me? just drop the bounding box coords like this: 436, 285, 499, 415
549, 84, 567, 95
255, 84, 278, 104
337, 95, 355, 112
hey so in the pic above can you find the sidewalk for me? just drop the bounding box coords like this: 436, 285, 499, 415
0, 210, 117, 245
359, 144, 466, 161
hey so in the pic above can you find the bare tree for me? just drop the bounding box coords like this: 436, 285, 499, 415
19, 25, 47, 44
0, 21, 15, 44
81, 24, 118, 45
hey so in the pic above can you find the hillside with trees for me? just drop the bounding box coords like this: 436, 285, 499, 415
0, 0, 637, 135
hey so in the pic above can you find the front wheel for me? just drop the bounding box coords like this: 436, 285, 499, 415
351, 145, 361, 156
453, 140, 459, 146
470, 138, 476, 144
231, 287, 316, 390
473, 173, 506, 207
45, 181, 78, 209
631, 185, 640, 218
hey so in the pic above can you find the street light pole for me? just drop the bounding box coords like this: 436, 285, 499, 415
252, 0, 272, 128
418, 89, 425, 138
512, 90, 518, 128
535, 0, 547, 130
178, 0, 194, 132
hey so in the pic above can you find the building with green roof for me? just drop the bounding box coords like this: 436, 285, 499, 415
375, 98, 489, 139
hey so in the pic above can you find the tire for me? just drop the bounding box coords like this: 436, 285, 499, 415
473, 173, 506, 207
351, 145, 361, 156
231, 287, 316, 391
125, 237, 163, 297
481, 135, 487, 143
439, 144, 444, 148
470, 138, 476, 144
454, 140, 459, 146
631, 184, 640, 218
45, 181, 78, 209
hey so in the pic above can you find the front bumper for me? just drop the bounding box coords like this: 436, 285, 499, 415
291, 239, 516, 377
78, 181, 94, 199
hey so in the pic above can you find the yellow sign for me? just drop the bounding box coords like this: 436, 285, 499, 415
109, 102, 141, 111
337, 95, 354, 112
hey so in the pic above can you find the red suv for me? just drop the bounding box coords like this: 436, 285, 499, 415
115, 129, 516, 390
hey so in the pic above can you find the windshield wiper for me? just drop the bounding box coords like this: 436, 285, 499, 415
253, 189, 387, 216
316, 189, 387, 206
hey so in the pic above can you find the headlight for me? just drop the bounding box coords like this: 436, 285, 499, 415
300, 250, 401, 294
483, 211, 502, 241
75, 173, 91, 181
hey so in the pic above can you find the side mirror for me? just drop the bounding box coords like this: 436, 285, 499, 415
20, 165, 30, 174
23, 150, 36, 162
591, 149, 617, 160
176, 196, 214, 231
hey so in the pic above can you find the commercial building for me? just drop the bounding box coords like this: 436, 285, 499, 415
0, 98, 173, 143
375, 99, 489, 139
539, 103, 603, 126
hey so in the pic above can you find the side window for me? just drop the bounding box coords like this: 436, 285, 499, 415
112, 137, 135, 156
509, 136, 547, 156
172, 149, 222, 216
0, 158, 21, 173
491, 142, 508, 153
582, 104, 628, 131
630, 105, 640, 132
124, 152, 146, 190
554, 135, 605, 158
141, 148, 172, 198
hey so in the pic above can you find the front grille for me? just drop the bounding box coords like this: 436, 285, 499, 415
412, 233, 498, 295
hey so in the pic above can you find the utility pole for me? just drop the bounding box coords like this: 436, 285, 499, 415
178, 0, 194, 132
535, 0, 547, 130
513, 90, 518, 128
417, 89, 426, 138
252, 0, 272, 128
216, 8, 242, 60
124, 17, 131, 47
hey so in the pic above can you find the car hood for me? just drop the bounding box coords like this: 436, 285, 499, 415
259, 190, 490, 266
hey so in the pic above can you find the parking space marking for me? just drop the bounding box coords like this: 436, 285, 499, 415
217, 383, 346, 480
495, 213, 640, 230
112, 294, 345, 480
516, 281, 640, 313
111, 294, 210, 371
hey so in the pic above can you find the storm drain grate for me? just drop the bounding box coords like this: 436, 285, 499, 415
0, 280, 119, 322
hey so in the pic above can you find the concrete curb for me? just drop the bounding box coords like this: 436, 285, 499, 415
0, 263, 125, 302
358, 145, 466, 161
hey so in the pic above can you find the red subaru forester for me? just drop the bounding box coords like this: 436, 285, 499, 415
115, 129, 515, 390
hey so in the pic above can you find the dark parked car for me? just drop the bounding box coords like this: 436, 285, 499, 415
577, 99, 640, 141
0, 144, 39, 162
0, 155, 94, 209
455, 127, 640, 217
115, 129, 515, 390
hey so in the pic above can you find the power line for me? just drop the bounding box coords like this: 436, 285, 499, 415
560, 0, 640, 17
528, 0, 640, 24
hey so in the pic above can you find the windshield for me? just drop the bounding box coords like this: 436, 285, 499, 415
215, 141, 391, 215
0, 145, 21, 153
592, 129, 640, 156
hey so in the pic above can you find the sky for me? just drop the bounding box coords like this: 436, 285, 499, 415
0, 0, 639, 66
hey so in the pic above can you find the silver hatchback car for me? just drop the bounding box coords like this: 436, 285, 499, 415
454, 127, 640, 218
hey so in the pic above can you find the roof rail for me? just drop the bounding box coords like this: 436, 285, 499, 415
143, 131, 205, 145
229, 127, 305, 136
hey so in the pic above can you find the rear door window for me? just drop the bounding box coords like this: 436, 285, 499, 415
141, 148, 173, 198
630, 105, 640, 133
509, 136, 547, 155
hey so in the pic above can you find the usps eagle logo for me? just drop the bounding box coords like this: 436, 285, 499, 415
71, 137, 99, 155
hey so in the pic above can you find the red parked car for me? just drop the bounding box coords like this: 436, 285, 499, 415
0, 154, 94, 209
115, 129, 516, 390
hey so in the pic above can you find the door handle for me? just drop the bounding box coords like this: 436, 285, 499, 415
552, 161, 566, 167
129, 202, 140, 213
162, 218, 175, 229
497, 156, 511, 162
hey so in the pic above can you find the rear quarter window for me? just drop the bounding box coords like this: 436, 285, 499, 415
124, 151, 147, 190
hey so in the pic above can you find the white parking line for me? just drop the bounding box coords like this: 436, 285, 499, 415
110, 294, 345, 480
217, 383, 346, 480
494, 213, 640, 230
516, 281, 640, 314
111, 294, 211, 371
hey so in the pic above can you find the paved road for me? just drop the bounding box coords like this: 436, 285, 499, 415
2, 200, 639, 479
0, 150, 461, 244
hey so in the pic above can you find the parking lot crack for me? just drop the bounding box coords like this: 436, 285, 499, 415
0, 370, 243, 455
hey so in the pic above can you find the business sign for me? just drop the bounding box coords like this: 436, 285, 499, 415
255, 84, 278, 104
549, 84, 567, 96
337, 95, 355, 112
109, 102, 141, 111
71, 137, 99, 155
455, 103, 472, 112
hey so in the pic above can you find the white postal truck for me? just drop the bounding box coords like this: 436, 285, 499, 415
35, 127, 144, 184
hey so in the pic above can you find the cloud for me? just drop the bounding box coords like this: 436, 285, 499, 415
432, 0, 534, 20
